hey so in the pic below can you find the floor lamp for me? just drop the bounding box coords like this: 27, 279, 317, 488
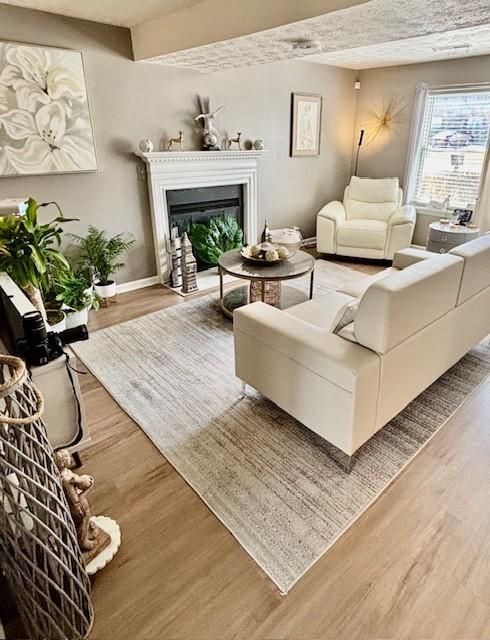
354, 129, 364, 176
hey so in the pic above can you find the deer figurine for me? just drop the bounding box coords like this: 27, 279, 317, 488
167, 131, 184, 151
227, 132, 242, 150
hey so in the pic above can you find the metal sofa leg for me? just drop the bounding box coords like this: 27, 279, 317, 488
329, 447, 354, 473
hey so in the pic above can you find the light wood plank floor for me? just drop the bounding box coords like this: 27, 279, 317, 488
78, 255, 490, 640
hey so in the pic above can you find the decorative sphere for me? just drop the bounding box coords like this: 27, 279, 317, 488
277, 246, 289, 259
265, 249, 279, 262
253, 139, 264, 150
138, 138, 154, 153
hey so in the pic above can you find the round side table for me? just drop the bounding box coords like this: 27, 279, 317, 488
426, 222, 479, 254
218, 249, 315, 318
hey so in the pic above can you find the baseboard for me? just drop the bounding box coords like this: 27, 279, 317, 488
117, 275, 161, 294
118, 240, 317, 294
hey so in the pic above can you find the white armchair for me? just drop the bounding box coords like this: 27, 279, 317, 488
317, 176, 416, 260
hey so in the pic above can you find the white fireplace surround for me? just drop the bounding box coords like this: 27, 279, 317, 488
139, 151, 267, 283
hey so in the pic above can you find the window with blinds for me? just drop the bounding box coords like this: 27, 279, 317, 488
410, 87, 490, 212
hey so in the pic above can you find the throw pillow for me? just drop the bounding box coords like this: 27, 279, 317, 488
333, 301, 358, 334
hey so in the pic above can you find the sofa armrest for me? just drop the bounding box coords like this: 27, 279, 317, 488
234, 302, 379, 393
317, 200, 346, 224
392, 247, 433, 269
387, 204, 416, 226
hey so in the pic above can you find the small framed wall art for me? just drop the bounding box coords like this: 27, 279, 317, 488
0, 41, 98, 177
290, 92, 322, 157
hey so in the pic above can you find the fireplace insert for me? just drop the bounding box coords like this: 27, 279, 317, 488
166, 185, 243, 271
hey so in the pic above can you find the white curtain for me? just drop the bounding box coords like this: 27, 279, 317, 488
475, 154, 490, 233
402, 82, 429, 204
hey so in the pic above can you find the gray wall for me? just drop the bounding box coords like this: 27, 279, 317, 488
354, 55, 490, 180
0, 4, 357, 282
353, 55, 490, 244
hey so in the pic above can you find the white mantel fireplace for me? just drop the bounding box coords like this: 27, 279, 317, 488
139, 150, 266, 283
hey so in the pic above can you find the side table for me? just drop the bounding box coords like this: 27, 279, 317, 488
218, 249, 315, 318
426, 222, 479, 254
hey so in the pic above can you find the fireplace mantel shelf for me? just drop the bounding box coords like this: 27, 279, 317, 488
138, 150, 268, 163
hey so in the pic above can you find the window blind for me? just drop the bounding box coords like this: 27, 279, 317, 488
411, 87, 490, 212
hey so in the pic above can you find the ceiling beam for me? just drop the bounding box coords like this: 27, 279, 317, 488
131, 0, 372, 61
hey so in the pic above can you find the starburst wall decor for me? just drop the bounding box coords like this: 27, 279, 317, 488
0, 41, 98, 176
363, 94, 407, 149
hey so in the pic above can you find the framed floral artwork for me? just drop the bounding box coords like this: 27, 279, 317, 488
0, 41, 98, 176
290, 92, 322, 157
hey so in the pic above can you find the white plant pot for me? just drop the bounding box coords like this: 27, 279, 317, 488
65, 307, 89, 329
47, 311, 66, 333
94, 280, 117, 299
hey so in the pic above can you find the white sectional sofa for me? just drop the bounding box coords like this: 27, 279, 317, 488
234, 235, 490, 468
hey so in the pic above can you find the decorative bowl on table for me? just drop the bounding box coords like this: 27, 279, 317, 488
240, 242, 294, 264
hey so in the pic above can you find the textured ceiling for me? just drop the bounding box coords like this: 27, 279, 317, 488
0, 0, 204, 27
143, 0, 490, 72
310, 24, 490, 69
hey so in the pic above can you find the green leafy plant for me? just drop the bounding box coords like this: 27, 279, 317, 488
189, 217, 243, 265
0, 198, 75, 317
55, 268, 100, 311
70, 226, 135, 285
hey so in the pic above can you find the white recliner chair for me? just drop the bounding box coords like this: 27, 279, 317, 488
316, 176, 416, 260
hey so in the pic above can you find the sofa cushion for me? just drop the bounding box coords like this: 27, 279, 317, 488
449, 233, 490, 304
354, 254, 464, 354
344, 176, 401, 222
337, 219, 387, 250
286, 291, 355, 331
338, 267, 398, 298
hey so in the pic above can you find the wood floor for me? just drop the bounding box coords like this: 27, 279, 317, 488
77, 255, 490, 640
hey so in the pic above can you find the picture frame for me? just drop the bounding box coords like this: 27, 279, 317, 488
290, 92, 322, 157
0, 40, 98, 177
454, 208, 473, 226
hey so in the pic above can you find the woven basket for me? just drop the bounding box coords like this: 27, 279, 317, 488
0, 354, 93, 640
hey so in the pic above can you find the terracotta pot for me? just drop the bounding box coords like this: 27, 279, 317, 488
94, 280, 117, 299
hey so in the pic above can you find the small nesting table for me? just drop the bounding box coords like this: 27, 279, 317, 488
218, 249, 315, 318
426, 221, 479, 254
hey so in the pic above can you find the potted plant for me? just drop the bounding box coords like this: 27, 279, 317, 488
55, 268, 100, 329
46, 308, 67, 333
0, 198, 75, 322
70, 226, 135, 299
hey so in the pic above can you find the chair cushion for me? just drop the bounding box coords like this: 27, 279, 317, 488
344, 176, 401, 222
348, 176, 400, 203
337, 219, 387, 250
285, 291, 355, 331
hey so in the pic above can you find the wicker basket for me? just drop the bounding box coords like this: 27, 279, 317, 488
0, 354, 93, 640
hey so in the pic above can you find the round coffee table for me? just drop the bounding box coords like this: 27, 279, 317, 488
218, 249, 315, 318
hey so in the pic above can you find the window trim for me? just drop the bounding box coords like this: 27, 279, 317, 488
404, 82, 490, 216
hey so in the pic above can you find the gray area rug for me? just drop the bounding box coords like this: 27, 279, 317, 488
73, 260, 490, 594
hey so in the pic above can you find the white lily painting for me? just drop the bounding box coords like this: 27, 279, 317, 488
0, 42, 98, 176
